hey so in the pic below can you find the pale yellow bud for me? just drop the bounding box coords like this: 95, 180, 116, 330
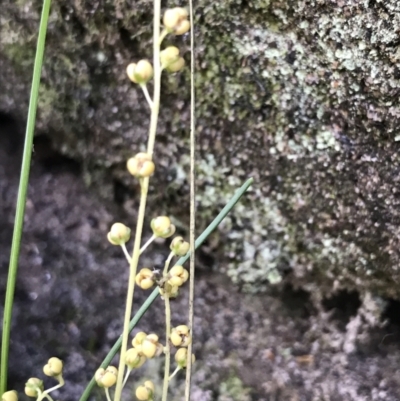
43, 357, 63, 377
160, 46, 180, 69
168, 265, 189, 287
135, 380, 155, 400
167, 57, 185, 72
132, 331, 147, 350
127, 60, 153, 84
142, 334, 162, 358
107, 223, 131, 245
125, 348, 147, 369
151, 216, 176, 238
136, 268, 156, 290
175, 20, 190, 35
2, 391, 18, 401
170, 325, 191, 347
175, 348, 195, 368
95, 366, 118, 388
127, 152, 155, 178
24, 378, 43, 398
163, 8, 190, 35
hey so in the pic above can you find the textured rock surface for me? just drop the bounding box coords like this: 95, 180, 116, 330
2, 0, 400, 399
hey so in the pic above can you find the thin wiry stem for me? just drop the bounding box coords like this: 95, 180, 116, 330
121, 243, 132, 264
141, 84, 154, 108
161, 295, 172, 401
105, 388, 112, 401
185, 0, 196, 398
140, 234, 156, 254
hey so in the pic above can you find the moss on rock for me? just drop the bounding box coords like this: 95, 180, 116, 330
2, 0, 400, 297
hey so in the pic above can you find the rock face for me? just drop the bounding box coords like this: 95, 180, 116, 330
1, 0, 400, 399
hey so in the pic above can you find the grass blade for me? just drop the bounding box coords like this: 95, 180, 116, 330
0, 0, 52, 394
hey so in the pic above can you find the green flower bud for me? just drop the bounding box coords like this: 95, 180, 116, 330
24, 378, 43, 398
107, 222, 131, 245
170, 236, 190, 256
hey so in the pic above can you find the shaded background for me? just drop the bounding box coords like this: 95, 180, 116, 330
1, 0, 400, 399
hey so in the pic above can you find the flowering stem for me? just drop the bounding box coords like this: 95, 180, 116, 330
113, 1, 162, 400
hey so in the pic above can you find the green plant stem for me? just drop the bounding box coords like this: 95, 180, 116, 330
79, 178, 253, 401
113, 2, 161, 400
161, 296, 172, 401
0, 0, 51, 394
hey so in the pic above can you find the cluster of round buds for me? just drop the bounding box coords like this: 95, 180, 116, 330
163, 7, 190, 35
167, 265, 189, 287
132, 331, 147, 351
107, 222, 131, 245
125, 347, 147, 369
127, 152, 155, 178
135, 268, 156, 290
132, 332, 163, 359
170, 236, 190, 256
170, 325, 191, 347
43, 357, 63, 378
175, 348, 195, 369
135, 380, 155, 401
95, 366, 118, 388
160, 46, 185, 73
151, 216, 176, 238
24, 378, 43, 398
126, 60, 153, 84
2, 391, 18, 401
